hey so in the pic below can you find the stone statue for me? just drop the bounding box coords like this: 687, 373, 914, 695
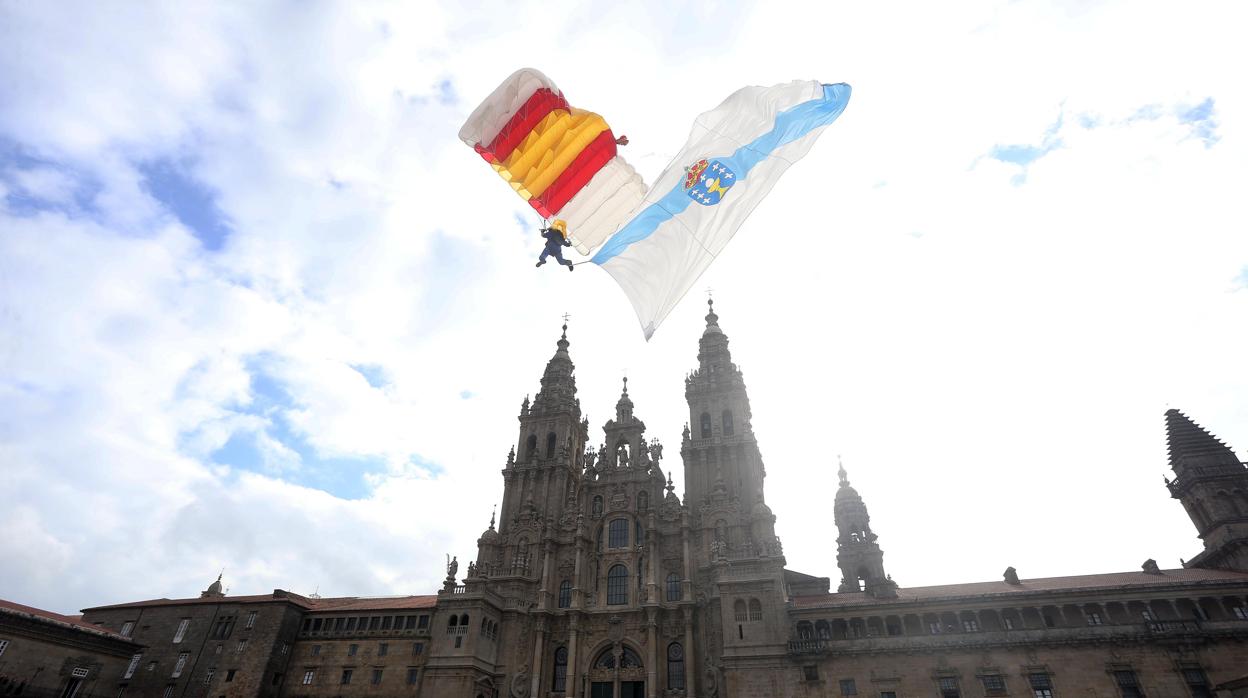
447, 555, 458, 578
1142, 558, 1162, 574
1003, 566, 1020, 585
467, 561, 476, 577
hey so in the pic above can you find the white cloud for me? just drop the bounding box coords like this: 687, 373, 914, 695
2, 0, 1247, 614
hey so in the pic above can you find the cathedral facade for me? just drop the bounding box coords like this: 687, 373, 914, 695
7, 305, 1248, 697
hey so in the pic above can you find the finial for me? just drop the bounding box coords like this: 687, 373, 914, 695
622, 375, 628, 395
489, 505, 496, 530
837, 455, 848, 486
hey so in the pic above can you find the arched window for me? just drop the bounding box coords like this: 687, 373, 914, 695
591, 495, 604, 517
796, 621, 814, 639
637, 491, 649, 512
459, 614, 469, 627
607, 565, 628, 605
749, 598, 762, 621
635, 520, 644, 547
525, 434, 537, 460
608, 519, 628, 548
815, 619, 831, 639
733, 599, 747, 622
666, 573, 681, 602
722, 409, 734, 436
552, 646, 568, 692
700, 412, 712, 438
667, 643, 685, 690
447, 615, 458, 634
558, 580, 571, 609
546, 432, 557, 458
593, 646, 643, 670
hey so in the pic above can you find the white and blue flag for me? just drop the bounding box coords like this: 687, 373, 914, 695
592, 81, 852, 339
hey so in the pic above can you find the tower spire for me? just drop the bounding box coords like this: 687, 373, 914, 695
1164, 409, 1248, 572
1166, 409, 1241, 474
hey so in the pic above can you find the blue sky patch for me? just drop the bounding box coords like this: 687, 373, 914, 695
1176, 97, 1219, 147
139, 159, 232, 251
987, 113, 1064, 183
0, 140, 101, 217
351, 363, 388, 388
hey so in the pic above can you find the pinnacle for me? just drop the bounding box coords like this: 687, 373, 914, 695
1165, 409, 1241, 472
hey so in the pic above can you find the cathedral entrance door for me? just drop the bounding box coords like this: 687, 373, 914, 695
590, 682, 613, 698
619, 681, 644, 698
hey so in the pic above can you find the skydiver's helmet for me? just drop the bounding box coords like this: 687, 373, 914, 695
549, 219, 568, 239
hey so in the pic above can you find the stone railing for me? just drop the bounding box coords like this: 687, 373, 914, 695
787, 638, 830, 655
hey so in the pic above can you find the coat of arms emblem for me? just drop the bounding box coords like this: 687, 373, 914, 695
683, 158, 735, 206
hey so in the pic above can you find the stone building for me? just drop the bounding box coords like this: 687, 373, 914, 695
0, 597, 140, 697
10, 302, 1248, 696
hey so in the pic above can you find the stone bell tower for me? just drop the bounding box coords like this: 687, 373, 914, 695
1165, 409, 1248, 572
834, 461, 897, 597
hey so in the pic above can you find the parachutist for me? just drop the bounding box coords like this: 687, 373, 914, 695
537, 220, 574, 271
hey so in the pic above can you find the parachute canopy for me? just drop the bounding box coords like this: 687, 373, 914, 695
461, 70, 852, 340
458, 68, 646, 256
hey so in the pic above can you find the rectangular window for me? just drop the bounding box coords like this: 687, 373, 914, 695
372, 668, 384, 685
245, 611, 257, 630
333, 617, 343, 631
1141, 610, 1154, 621
962, 619, 980, 632
172, 653, 189, 678
346, 616, 357, 631
213, 617, 234, 639
204, 668, 215, 686
378, 643, 389, 657
302, 618, 312, 632
608, 519, 629, 548
341, 669, 353, 685
839, 678, 858, 695
417, 615, 429, 629
312, 618, 323, 632
880, 693, 897, 698
982, 675, 1007, 696
280, 642, 289, 655
235, 639, 247, 654
929, 622, 942, 634
413, 642, 424, 656
405, 616, 416, 630
370, 616, 381, 630
1003, 617, 1015, 630
120, 621, 135, 637
162, 685, 174, 698
1029, 673, 1054, 695
1233, 606, 1248, 620
382, 616, 393, 631
271, 672, 282, 686
1114, 670, 1143, 698
116, 686, 126, 698
302, 670, 315, 685
938, 677, 961, 698
1183, 668, 1212, 698
225, 670, 236, 683
124, 654, 142, 679
311, 644, 321, 657
407, 668, 419, 685
1087, 611, 1104, 626
71, 667, 89, 678
0, 640, 8, 658
348, 644, 358, 657
802, 666, 819, 682
173, 618, 191, 643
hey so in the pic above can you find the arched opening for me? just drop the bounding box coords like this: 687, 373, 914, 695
593, 646, 643, 669
796, 621, 814, 639
546, 432, 557, 458
748, 598, 762, 621
667, 642, 685, 690
700, 412, 712, 438
607, 565, 628, 605
558, 580, 571, 609
733, 599, 747, 621
814, 620, 831, 639
592, 495, 604, 518
552, 646, 568, 692
447, 615, 457, 634
525, 434, 537, 460
637, 491, 649, 512
666, 573, 681, 602
722, 410, 734, 436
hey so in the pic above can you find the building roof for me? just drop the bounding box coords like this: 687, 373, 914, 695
791, 567, 1248, 610
0, 598, 138, 643
81, 589, 437, 614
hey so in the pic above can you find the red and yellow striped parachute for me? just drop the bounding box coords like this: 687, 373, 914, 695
458, 68, 646, 255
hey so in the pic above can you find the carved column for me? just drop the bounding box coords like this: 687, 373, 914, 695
573, 521, 586, 609
567, 615, 580, 698
539, 539, 555, 608
680, 509, 693, 600
646, 609, 658, 698
682, 607, 696, 695
530, 618, 546, 698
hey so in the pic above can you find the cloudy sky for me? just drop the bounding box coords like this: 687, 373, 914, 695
2, 1, 1246, 614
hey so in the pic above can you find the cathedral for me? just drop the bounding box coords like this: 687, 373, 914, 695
4, 303, 1248, 697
